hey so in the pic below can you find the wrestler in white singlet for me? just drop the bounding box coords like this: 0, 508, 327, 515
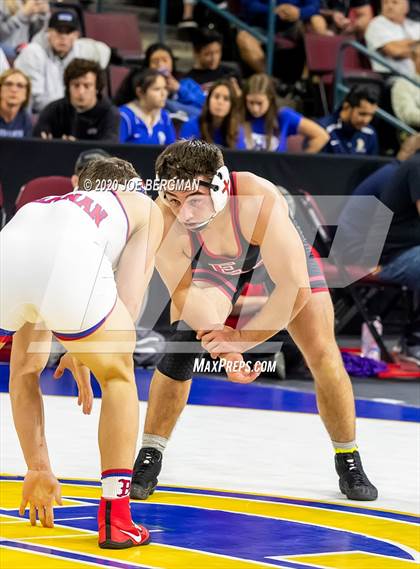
0, 189, 134, 341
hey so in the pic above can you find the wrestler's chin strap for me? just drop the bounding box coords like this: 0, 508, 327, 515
186, 216, 216, 232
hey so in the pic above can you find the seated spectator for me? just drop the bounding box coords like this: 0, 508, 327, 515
237, 0, 325, 73
185, 28, 241, 95
391, 43, 420, 128
336, 134, 420, 364
376, 142, 420, 364
144, 42, 205, 119
33, 58, 120, 142
0, 68, 32, 137
317, 0, 373, 36
318, 84, 379, 154
245, 0, 324, 32
365, 0, 420, 76
0, 47, 10, 74
409, 0, 420, 20
119, 69, 176, 145
180, 78, 246, 149
0, 0, 49, 58
72, 147, 111, 187
338, 133, 420, 262
14, 9, 110, 112
243, 73, 329, 152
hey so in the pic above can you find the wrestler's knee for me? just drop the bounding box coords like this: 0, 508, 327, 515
10, 352, 48, 383
94, 353, 135, 387
302, 336, 342, 373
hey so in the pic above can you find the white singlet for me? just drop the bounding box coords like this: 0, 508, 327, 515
0, 189, 130, 340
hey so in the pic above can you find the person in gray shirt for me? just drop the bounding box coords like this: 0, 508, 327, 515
0, 0, 49, 55
14, 9, 110, 112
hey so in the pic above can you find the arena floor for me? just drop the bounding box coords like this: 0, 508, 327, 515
1, 366, 419, 569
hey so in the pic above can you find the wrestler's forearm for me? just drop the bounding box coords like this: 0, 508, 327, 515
9, 379, 52, 471
238, 286, 311, 348
172, 286, 228, 331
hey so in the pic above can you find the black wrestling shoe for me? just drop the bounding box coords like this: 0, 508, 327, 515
335, 450, 378, 501
130, 447, 162, 500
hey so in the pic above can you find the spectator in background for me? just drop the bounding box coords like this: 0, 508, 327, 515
338, 134, 420, 260
243, 0, 324, 32
144, 42, 205, 119
337, 134, 420, 364
365, 0, 420, 76
0, 47, 10, 74
14, 9, 110, 112
408, 0, 420, 20
34, 59, 120, 142
0, 0, 49, 58
376, 141, 420, 364
0, 68, 32, 137
237, 0, 325, 73
391, 42, 420, 128
317, 0, 373, 35
119, 69, 176, 145
71, 147, 112, 188
318, 84, 379, 154
185, 28, 242, 95
243, 73, 329, 152
180, 78, 246, 149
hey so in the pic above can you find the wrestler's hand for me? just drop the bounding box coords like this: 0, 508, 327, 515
54, 353, 93, 415
197, 326, 252, 357
19, 470, 62, 528
221, 352, 261, 383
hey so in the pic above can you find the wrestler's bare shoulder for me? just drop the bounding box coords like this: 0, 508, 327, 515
118, 191, 162, 235
234, 171, 288, 219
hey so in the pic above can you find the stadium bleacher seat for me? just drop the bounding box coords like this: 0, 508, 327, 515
15, 176, 73, 211
84, 11, 143, 64
304, 33, 382, 114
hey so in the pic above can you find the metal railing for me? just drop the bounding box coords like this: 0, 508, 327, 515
334, 40, 420, 136
159, 0, 277, 74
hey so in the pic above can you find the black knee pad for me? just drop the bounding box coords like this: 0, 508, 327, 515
157, 321, 204, 381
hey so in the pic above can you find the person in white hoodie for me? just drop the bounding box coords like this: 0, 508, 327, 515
0, 47, 10, 74
14, 9, 110, 113
391, 42, 420, 128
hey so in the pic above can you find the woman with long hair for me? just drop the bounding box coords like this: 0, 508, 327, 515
180, 78, 245, 149
118, 68, 176, 145
243, 73, 329, 153
115, 43, 205, 121
0, 68, 32, 137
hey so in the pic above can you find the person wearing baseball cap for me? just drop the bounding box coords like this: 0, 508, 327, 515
15, 9, 110, 112
48, 9, 81, 34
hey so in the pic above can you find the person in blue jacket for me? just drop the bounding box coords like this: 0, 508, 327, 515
118, 69, 176, 145
0, 68, 32, 138
116, 44, 205, 122
145, 43, 205, 120
236, 0, 327, 73
180, 78, 246, 149
318, 84, 380, 156
243, 73, 329, 152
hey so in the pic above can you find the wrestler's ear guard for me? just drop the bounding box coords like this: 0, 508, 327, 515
209, 166, 230, 214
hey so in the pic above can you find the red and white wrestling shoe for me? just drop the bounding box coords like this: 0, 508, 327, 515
98, 496, 150, 549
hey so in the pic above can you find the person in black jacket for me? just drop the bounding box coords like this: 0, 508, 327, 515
34, 58, 120, 142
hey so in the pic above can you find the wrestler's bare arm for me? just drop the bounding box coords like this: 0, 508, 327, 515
115, 195, 163, 322
237, 173, 311, 346
155, 198, 231, 331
